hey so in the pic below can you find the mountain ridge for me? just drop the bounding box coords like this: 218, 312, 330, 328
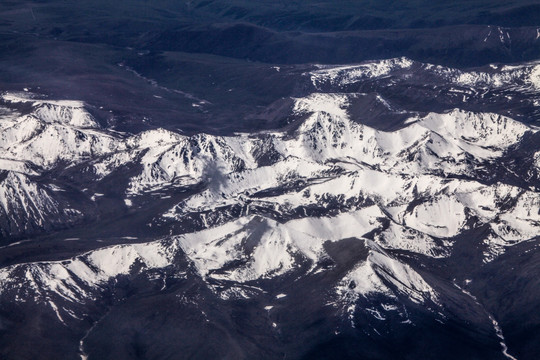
0, 56, 538, 359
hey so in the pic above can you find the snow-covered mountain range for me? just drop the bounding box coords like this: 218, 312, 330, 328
0, 57, 539, 359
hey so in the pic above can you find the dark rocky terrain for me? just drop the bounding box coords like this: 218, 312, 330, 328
0, 1, 539, 359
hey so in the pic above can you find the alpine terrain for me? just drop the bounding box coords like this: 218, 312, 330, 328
0, 1, 539, 360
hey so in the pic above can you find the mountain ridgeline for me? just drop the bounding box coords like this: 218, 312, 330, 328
0, 58, 538, 359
